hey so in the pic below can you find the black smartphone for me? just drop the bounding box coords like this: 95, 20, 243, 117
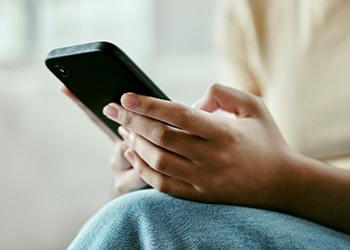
45, 41, 170, 138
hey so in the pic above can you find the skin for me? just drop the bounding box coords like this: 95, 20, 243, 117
63, 84, 350, 234
61, 85, 148, 194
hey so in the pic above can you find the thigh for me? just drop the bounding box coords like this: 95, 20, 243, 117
68, 189, 350, 250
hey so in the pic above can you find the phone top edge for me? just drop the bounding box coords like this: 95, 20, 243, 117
46, 41, 115, 60
45, 41, 171, 101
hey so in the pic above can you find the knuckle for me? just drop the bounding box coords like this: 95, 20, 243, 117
250, 95, 265, 113
119, 111, 133, 127
225, 125, 238, 140
152, 154, 167, 173
154, 126, 172, 146
144, 99, 158, 115
154, 178, 169, 194
114, 181, 126, 195
214, 126, 238, 148
226, 128, 239, 145
209, 83, 221, 96
175, 107, 195, 127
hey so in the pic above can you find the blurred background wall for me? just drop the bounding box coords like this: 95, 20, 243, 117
0, 0, 218, 249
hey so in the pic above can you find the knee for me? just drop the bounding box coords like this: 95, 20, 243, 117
68, 190, 169, 249
110, 189, 172, 213
95, 189, 168, 222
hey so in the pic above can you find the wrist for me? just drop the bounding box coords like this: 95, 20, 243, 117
274, 151, 350, 233
268, 149, 306, 212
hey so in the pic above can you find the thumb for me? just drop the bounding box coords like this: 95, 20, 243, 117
195, 84, 260, 118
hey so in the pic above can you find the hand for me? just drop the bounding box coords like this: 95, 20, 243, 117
60, 85, 148, 195
103, 84, 299, 209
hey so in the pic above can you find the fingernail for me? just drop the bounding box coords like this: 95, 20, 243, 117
118, 126, 130, 140
103, 104, 119, 119
121, 93, 139, 109
124, 150, 135, 164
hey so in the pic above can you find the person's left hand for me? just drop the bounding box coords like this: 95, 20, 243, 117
60, 85, 148, 195
103, 84, 300, 210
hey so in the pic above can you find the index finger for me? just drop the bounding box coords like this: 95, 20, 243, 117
120, 93, 220, 139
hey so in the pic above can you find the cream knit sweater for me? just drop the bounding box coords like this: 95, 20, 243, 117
216, 0, 350, 169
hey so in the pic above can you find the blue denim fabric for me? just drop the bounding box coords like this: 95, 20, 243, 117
67, 189, 350, 250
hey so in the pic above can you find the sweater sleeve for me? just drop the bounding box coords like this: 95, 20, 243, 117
215, 0, 260, 96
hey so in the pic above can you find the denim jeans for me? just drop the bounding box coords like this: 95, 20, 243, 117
67, 189, 350, 249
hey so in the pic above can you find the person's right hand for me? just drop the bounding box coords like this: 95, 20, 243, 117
60, 85, 148, 195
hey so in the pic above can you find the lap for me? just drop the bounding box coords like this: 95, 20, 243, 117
68, 189, 350, 250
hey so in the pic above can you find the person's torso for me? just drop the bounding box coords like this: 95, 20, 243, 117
238, 0, 350, 165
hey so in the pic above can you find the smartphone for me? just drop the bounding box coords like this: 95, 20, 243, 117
45, 41, 170, 138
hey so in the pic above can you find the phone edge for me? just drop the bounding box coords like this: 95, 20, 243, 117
45, 41, 171, 101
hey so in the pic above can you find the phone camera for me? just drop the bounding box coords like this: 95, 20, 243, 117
54, 65, 70, 78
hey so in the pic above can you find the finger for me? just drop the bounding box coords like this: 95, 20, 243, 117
61, 85, 119, 142
124, 149, 198, 198
119, 92, 219, 138
194, 84, 261, 118
111, 141, 148, 195
60, 85, 80, 103
105, 106, 205, 158
114, 169, 148, 195
120, 127, 198, 183
110, 141, 131, 172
